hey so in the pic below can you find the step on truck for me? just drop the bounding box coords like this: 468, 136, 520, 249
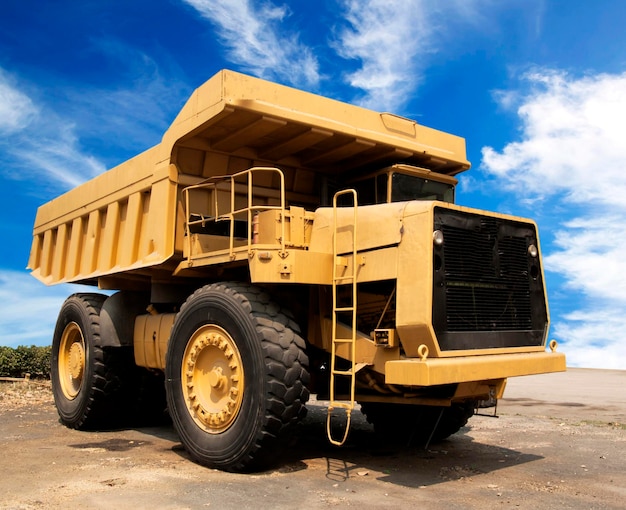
28, 69, 566, 472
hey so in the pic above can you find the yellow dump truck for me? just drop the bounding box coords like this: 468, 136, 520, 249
28, 69, 565, 471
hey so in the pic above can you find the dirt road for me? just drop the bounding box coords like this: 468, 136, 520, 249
1, 368, 624, 509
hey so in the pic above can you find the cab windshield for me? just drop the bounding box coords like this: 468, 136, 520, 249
351, 171, 455, 205
390, 173, 455, 203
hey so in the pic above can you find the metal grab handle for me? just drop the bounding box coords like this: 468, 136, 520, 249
326, 406, 352, 447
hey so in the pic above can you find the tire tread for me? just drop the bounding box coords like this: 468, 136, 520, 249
168, 282, 310, 472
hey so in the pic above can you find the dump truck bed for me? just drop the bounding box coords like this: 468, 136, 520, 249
28, 69, 470, 286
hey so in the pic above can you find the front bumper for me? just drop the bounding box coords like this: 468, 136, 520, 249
385, 351, 566, 386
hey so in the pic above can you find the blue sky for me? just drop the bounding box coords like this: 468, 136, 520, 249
1, 0, 625, 370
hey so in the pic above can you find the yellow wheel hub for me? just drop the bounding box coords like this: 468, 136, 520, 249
182, 325, 245, 433
58, 322, 85, 400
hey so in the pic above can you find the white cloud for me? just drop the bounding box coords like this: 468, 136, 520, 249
545, 215, 626, 369
4, 121, 106, 189
551, 309, 626, 371
543, 216, 626, 370
335, 0, 434, 111
334, 0, 498, 111
0, 270, 93, 348
545, 216, 626, 304
0, 69, 38, 135
482, 70, 626, 209
181, 0, 319, 88
181, 0, 498, 112
0, 68, 106, 192
0, 58, 183, 194
481, 69, 626, 369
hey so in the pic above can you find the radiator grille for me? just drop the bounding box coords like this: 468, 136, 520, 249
432, 208, 547, 350
443, 223, 532, 331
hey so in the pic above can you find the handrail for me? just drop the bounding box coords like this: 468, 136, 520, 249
182, 167, 287, 261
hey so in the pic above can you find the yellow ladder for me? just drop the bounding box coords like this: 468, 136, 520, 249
326, 189, 358, 446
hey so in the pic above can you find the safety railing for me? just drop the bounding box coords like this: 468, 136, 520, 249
182, 167, 287, 262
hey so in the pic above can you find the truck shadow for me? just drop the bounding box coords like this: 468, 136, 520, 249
272, 402, 543, 489
61, 397, 543, 489
139, 399, 543, 489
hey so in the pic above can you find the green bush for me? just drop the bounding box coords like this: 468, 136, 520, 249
0, 345, 51, 379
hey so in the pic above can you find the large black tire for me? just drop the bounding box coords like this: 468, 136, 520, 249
51, 293, 135, 429
360, 401, 475, 446
165, 282, 310, 472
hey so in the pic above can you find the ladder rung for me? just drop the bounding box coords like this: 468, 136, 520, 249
329, 401, 353, 410
334, 276, 354, 282
332, 338, 354, 344
334, 307, 355, 312
331, 369, 354, 376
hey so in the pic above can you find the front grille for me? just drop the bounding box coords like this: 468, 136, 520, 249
432, 208, 547, 351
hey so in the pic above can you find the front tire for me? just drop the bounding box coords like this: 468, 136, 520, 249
165, 283, 309, 472
360, 401, 475, 445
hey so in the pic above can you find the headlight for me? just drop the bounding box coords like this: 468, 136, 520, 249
528, 244, 538, 257
433, 230, 444, 246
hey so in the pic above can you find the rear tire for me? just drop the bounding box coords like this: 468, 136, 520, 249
165, 282, 309, 472
51, 293, 130, 429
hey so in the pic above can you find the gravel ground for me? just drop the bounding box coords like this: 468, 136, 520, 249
0, 368, 625, 509
0, 380, 53, 411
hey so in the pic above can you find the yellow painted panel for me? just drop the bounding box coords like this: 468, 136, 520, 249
146, 177, 177, 262
134, 313, 176, 370
248, 249, 333, 284
40, 229, 53, 278
119, 192, 142, 267
137, 192, 152, 260
27, 235, 41, 274
159, 70, 470, 172
385, 352, 566, 386
309, 201, 406, 255
99, 202, 120, 271
51, 223, 68, 282
133, 315, 149, 368
81, 210, 101, 275
28, 147, 177, 286
32, 146, 159, 233
66, 217, 84, 279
